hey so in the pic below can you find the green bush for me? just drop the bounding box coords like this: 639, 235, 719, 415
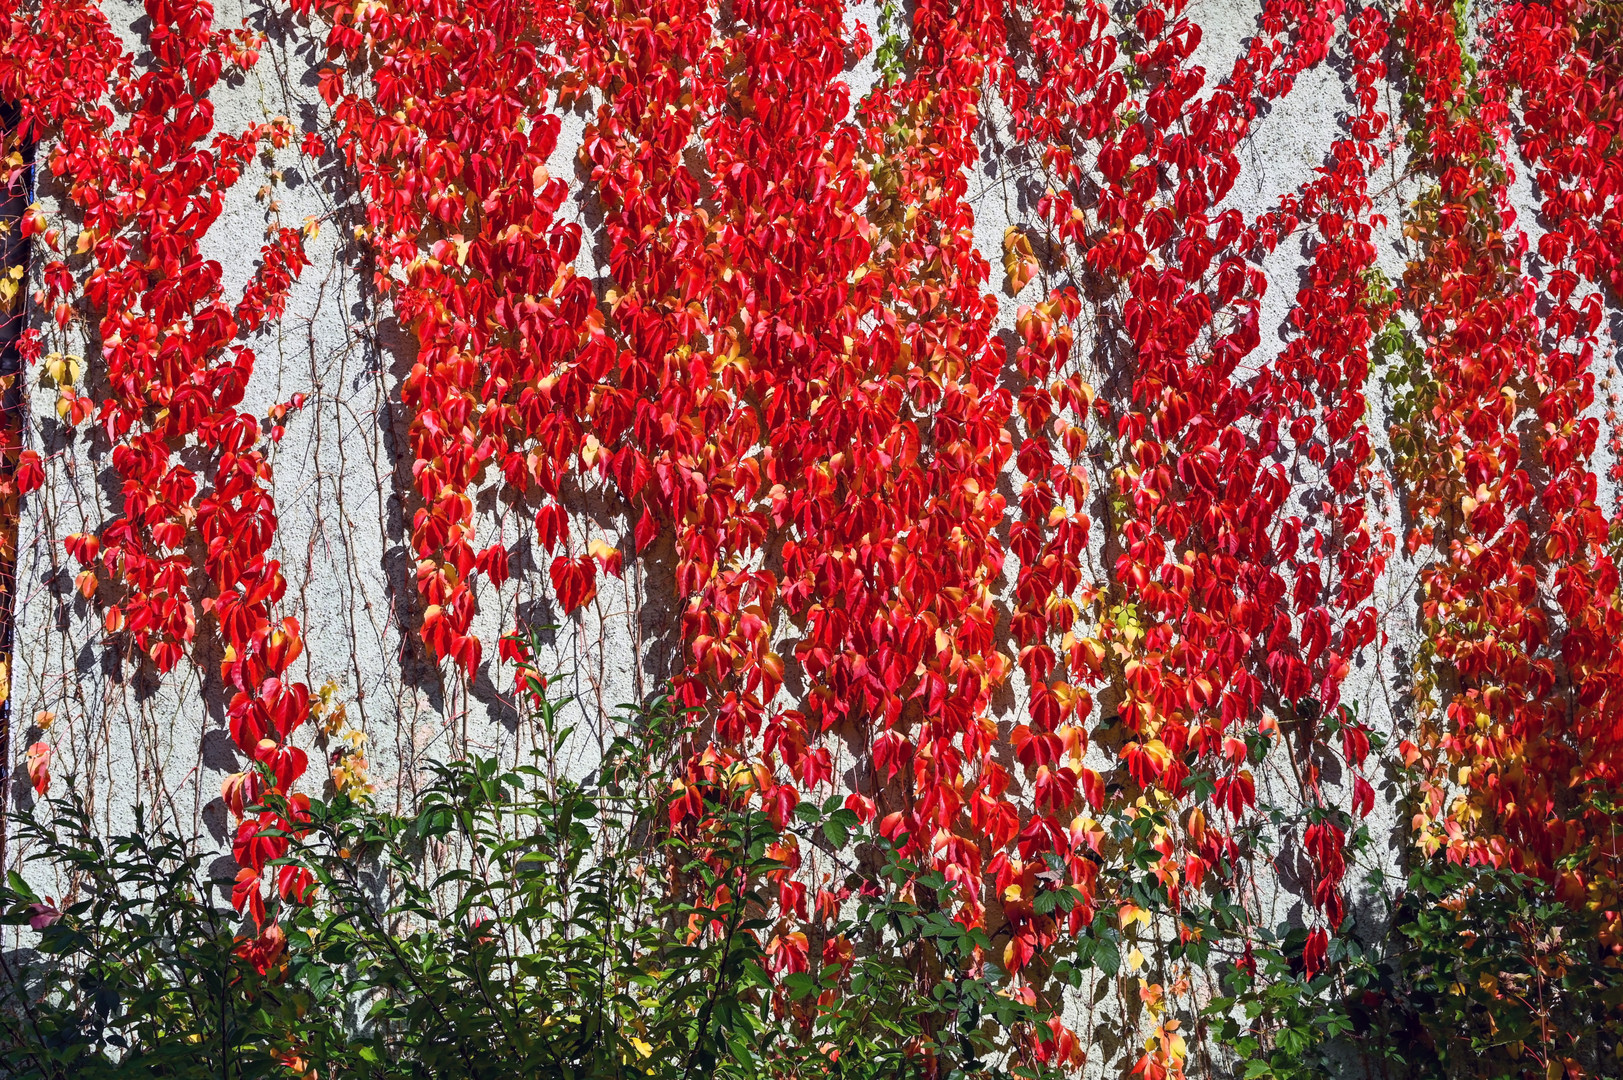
13, 662, 1616, 1080
0, 677, 1055, 1080
1355, 860, 1623, 1080
0, 798, 318, 1079
1202, 857, 1623, 1080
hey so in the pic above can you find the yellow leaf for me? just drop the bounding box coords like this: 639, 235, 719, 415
1119, 902, 1150, 930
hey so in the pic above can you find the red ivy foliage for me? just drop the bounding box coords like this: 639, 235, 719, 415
987, 5, 1396, 1023
1, 0, 313, 966
9, 0, 1623, 1046
298, 0, 609, 682
1394, 0, 1623, 921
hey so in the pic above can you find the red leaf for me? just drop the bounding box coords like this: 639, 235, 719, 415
148, 640, 184, 672
25, 741, 51, 795
15, 450, 43, 494
63, 532, 99, 564
535, 504, 569, 553
475, 543, 510, 588
1352, 774, 1374, 819
634, 507, 659, 552
1302, 927, 1329, 978
549, 555, 597, 614
317, 68, 344, 106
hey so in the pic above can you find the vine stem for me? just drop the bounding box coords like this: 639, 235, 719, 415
0, 99, 33, 877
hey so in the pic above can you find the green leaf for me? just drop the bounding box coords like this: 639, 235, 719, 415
782, 972, 819, 1000
1095, 939, 1120, 977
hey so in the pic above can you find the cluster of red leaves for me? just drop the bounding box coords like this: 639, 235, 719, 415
296, 0, 611, 682
2, 94, 37, 778
842, 0, 1026, 979
15, 0, 1623, 1043
1394, 0, 1623, 931
0, 0, 313, 965
994, 5, 1394, 1035
569, 0, 1026, 1041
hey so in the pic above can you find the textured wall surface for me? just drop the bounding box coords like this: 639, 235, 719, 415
6, 0, 1620, 1069
11, 0, 1420, 822
0, 2, 1429, 890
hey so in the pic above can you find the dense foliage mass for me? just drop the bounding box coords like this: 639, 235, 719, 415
3, 678, 1620, 1079
3, 0, 1623, 1075
2, 679, 1081, 1080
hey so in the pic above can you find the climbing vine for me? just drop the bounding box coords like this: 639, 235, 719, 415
6, 0, 1623, 1074
0, 0, 314, 965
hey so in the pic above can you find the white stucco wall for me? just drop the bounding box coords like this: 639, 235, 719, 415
6, 0, 1616, 1069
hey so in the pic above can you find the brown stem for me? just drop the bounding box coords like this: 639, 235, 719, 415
0, 99, 35, 877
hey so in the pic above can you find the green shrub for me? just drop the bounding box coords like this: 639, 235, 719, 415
1, 678, 1055, 1079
